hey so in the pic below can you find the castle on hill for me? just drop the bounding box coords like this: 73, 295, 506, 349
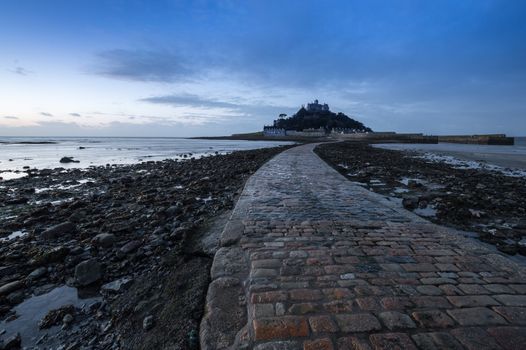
306, 99, 329, 112
263, 99, 372, 137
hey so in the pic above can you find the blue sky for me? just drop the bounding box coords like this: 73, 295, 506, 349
1, 0, 525, 136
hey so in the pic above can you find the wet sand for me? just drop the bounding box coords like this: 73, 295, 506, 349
375, 140, 526, 170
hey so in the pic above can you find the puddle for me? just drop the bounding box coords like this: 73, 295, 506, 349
393, 187, 409, 194
35, 179, 94, 193
0, 172, 28, 180
0, 285, 100, 347
34, 197, 74, 206
1, 230, 28, 242
399, 177, 444, 190
399, 177, 423, 186
196, 196, 213, 203
369, 179, 386, 186
34, 187, 52, 194
414, 206, 438, 217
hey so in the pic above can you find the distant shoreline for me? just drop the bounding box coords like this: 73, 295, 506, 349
0, 141, 57, 145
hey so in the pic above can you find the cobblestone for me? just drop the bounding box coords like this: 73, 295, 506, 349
200, 144, 526, 349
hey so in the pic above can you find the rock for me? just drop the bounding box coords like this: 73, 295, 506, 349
1, 332, 21, 349
469, 209, 485, 218
31, 246, 70, 266
28, 267, 47, 279
408, 180, 424, 189
402, 196, 418, 210
39, 305, 75, 329
119, 240, 141, 255
39, 169, 53, 176
497, 243, 518, 255
44, 246, 70, 263
63, 313, 74, 325
74, 259, 102, 286
0, 281, 23, 296
6, 291, 24, 305
101, 277, 133, 293
92, 233, 116, 248
0, 266, 16, 278
143, 315, 155, 330
165, 205, 182, 216
59, 157, 79, 164
6, 197, 28, 205
41, 222, 76, 239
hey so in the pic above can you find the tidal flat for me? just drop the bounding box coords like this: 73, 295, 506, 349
315, 142, 526, 257
0, 145, 292, 349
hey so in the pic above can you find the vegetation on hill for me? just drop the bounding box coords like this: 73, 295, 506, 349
272, 107, 372, 132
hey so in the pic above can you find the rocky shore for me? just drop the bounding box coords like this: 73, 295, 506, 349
0, 145, 291, 349
315, 142, 526, 257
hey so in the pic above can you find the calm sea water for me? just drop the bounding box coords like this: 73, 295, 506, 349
0, 137, 294, 177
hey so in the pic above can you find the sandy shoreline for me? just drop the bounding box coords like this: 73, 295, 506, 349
375, 141, 526, 170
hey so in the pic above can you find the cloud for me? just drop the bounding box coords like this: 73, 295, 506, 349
92, 49, 192, 82
9, 66, 32, 76
40, 112, 53, 117
140, 93, 240, 109
3, 116, 18, 119
69, 113, 81, 117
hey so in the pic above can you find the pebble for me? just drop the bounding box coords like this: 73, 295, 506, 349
101, 277, 133, 293
142, 315, 155, 331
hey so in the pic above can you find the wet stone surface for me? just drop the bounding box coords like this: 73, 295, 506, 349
202, 143, 526, 350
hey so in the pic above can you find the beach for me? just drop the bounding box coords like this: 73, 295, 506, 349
2, 138, 526, 348
374, 137, 526, 171
0, 142, 292, 349
0, 137, 294, 180
315, 141, 526, 258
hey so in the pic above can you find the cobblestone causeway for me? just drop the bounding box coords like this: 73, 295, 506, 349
200, 143, 526, 350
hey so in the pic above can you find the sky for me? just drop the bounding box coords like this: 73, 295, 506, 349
1, 0, 525, 137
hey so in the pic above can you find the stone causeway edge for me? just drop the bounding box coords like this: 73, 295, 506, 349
199, 144, 526, 350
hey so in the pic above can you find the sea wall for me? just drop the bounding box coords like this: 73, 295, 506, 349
437, 134, 514, 145
333, 132, 438, 144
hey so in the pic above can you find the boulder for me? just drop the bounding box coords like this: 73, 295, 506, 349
1, 332, 21, 349
402, 196, 418, 210
119, 240, 141, 255
28, 267, 47, 279
41, 222, 76, 239
59, 157, 79, 163
74, 259, 102, 286
0, 280, 23, 296
92, 233, 116, 248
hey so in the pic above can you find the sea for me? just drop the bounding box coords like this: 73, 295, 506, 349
0, 137, 294, 180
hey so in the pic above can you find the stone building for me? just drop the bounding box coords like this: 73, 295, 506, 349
306, 99, 329, 112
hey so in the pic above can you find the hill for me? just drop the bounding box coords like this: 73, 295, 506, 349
272, 104, 372, 132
